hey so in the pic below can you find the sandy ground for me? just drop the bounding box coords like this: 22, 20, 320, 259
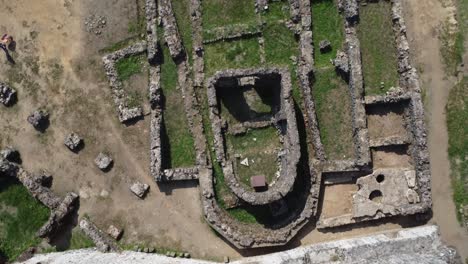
403, 0, 468, 259
0, 0, 466, 261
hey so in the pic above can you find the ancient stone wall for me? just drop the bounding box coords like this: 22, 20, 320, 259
102, 42, 146, 123
206, 68, 301, 206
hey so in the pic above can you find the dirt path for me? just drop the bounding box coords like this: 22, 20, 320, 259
403, 0, 468, 259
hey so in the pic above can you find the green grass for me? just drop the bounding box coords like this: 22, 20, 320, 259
357, 0, 399, 95
311, 0, 345, 68
68, 228, 95, 250
226, 127, 281, 187
0, 178, 50, 261
447, 77, 468, 222
440, 0, 467, 76
160, 39, 196, 168
263, 22, 299, 66
204, 38, 261, 76
262, 0, 290, 23
116, 56, 143, 81
313, 68, 355, 159
202, 0, 256, 30
172, 0, 193, 62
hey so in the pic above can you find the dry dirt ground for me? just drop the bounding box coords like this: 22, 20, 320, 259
403, 0, 468, 259
0, 0, 466, 261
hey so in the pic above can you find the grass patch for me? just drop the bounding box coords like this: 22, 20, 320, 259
204, 38, 261, 77
202, 0, 256, 30
160, 39, 196, 168
116, 56, 143, 81
263, 22, 299, 66
68, 228, 95, 250
226, 127, 281, 187
357, 0, 399, 94
0, 178, 50, 261
172, 0, 193, 61
262, 0, 290, 23
313, 68, 355, 159
311, 0, 345, 68
447, 77, 468, 222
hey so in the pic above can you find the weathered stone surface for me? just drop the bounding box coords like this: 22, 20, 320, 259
130, 182, 149, 198
206, 68, 301, 206
64, 133, 83, 151
102, 42, 146, 123
17, 168, 62, 209
107, 225, 123, 240
0, 82, 16, 106
319, 39, 331, 53
79, 218, 119, 252
95, 152, 113, 171
27, 110, 49, 131
332, 50, 349, 75
37, 192, 80, 240
0, 157, 19, 177
340, 0, 359, 23
22, 226, 459, 264
0, 146, 20, 163
159, 0, 185, 60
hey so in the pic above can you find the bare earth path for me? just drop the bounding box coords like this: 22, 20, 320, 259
403, 0, 468, 259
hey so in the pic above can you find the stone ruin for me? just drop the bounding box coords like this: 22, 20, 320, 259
0, 148, 80, 243
96, 0, 434, 251
206, 68, 301, 206
0, 82, 16, 106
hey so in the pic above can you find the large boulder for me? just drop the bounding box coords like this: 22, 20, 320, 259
319, 40, 332, 53
0, 82, 16, 106
333, 50, 350, 76
0, 146, 20, 163
64, 133, 83, 152
95, 152, 113, 171
27, 110, 49, 131
130, 182, 149, 199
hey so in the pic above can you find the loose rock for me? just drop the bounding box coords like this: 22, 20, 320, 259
64, 133, 83, 152
27, 110, 49, 131
107, 225, 123, 240
94, 152, 113, 171
130, 182, 149, 198
0, 82, 17, 106
319, 39, 332, 53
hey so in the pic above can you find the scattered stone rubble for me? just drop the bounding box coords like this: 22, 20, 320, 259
79, 218, 120, 252
84, 14, 107, 35
332, 50, 349, 75
95, 152, 113, 171
102, 42, 146, 123
64, 133, 83, 152
27, 109, 49, 131
130, 182, 150, 198
0, 82, 16, 106
107, 225, 123, 240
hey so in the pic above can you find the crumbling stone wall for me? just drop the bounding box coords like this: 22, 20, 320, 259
145, 0, 159, 63
79, 218, 120, 252
102, 42, 146, 123
159, 0, 184, 60
206, 68, 301, 205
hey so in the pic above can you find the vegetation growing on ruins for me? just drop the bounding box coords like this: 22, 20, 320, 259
69, 228, 95, 250
226, 127, 281, 187
204, 38, 261, 76
312, 0, 345, 67
202, 0, 256, 29
447, 77, 468, 222
159, 40, 196, 168
313, 68, 355, 159
0, 178, 50, 261
446, 0, 467, 224
116, 56, 143, 81
358, 0, 399, 94
172, 0, 193, 61
311, 0, 354, 160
